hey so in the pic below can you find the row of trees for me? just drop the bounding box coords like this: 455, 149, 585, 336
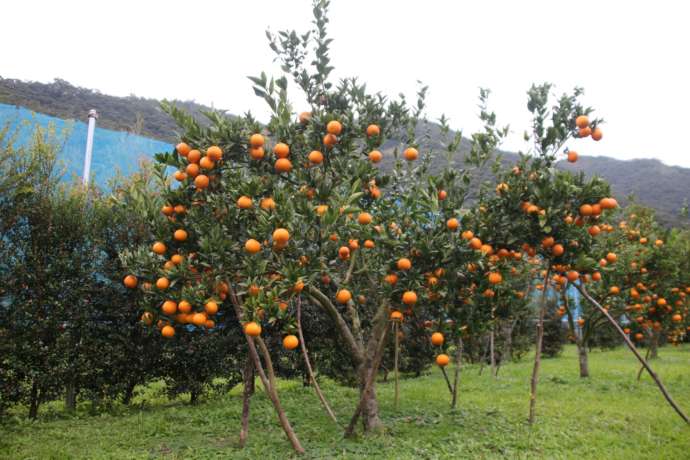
117, 1, 688, 453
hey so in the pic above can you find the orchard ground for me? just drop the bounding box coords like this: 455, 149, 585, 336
3, 345, 689, 459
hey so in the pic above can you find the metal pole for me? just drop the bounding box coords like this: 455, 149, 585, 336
82, 109, 98, 186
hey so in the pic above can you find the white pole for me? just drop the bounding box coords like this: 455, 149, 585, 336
82, 109, 98, 186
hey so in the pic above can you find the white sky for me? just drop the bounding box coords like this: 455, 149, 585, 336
3, 0, 690, 167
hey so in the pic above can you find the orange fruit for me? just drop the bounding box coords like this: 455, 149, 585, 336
446, 218, 459, 231
250, 134, 265, 148
566, 271, 580, 282
299, 112, 311, 124
249, 147, 265, 160
178, 300, 192, 314
187, 150, 201, 163
174, 170, 187, 181
338, 246, 351, 260
245, 239, 261, 254
244, 321, 262, 337
283, 335, 299, 350
156, 277, 170, 290
273, 228, 290, 244
192, 312, 207, 326
259, 197, 276, 210
205, 300, 218, 315
588, 225, 601, 237
364, 239, 375, 249
194, 174, 209, 189
438, 190, 447, 201
672, 314, 682, 323
152, 242, 167, 255
469, 237, 482, 250
123, 275, 138, 289
174, 229, 188, 241
174, 205, 186, 215
176, 142, 191, 157
274, 143, 290, 158
575, 115, 589, 129
366, 124, 380, 137
579, 126, 592, 138
385, 273, 398, 285
162, 300, 177, 315
237, 196, 253, 209
170, 254, 183, 265
358, 212, 372, 225
431, 332, 444, 346
368, 150, 383, 163
390, 310, 403, 321
275, 158, 292, 173
567, 151, 578, 163
580, 204, 593, 216
326, 120, 342, 135
403, 147, 418, 161
606, 252, 617, 263
161, 325, 175, 338
162, 204, 174, 216
199, 156, 214, 170
308, 150, 324, 164
488, 272, 502, 285
591, 127, 603, 141
542, 236, 555, 248
336, 289, 352, 304
141, 312, 154, 326
206, 145, 223, 161
436, 354, 450, 367
402, 291, 418, 305
323, 133, 338, 147
397, 258, 412, 271
186, 163, 200, 178
552, 244, 564, 257
592, 271, 602, 282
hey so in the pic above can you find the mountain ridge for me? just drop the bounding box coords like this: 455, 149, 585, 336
1, 77, 688, 226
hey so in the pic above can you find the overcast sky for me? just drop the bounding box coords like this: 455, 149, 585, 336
3, 0, 690, 167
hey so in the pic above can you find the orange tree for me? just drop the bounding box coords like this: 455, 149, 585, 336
478, 84, 688, 423
119, 1, 507, 449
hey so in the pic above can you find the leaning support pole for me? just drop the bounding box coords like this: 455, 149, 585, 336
345, 324, 389, 438
575, 282, 690, 424
528, 265, 551, 425
296, 298, 339, 425
229, 291, 305, 454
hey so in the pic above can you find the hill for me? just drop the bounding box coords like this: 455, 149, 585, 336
1, 77, 688, 226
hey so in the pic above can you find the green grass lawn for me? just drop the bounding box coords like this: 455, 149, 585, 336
2, 344, 689, 459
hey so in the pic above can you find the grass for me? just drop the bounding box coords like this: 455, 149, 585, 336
2, 344, 689, 459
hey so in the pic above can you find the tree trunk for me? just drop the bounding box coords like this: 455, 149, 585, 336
451, 336, 463, 409
239, 357, 254, 448
577, 342, 590, 378
649, 329, 659, 359
393, 321, 400, 410
29, 380, 40, 420
346, 323, 389, 437
489, 328, 496, 377
575, 282, 689, 425
65, 381, 78, 413
122, 380, 137, 406
528, 265, 551, 424
190, 390, 199, 405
